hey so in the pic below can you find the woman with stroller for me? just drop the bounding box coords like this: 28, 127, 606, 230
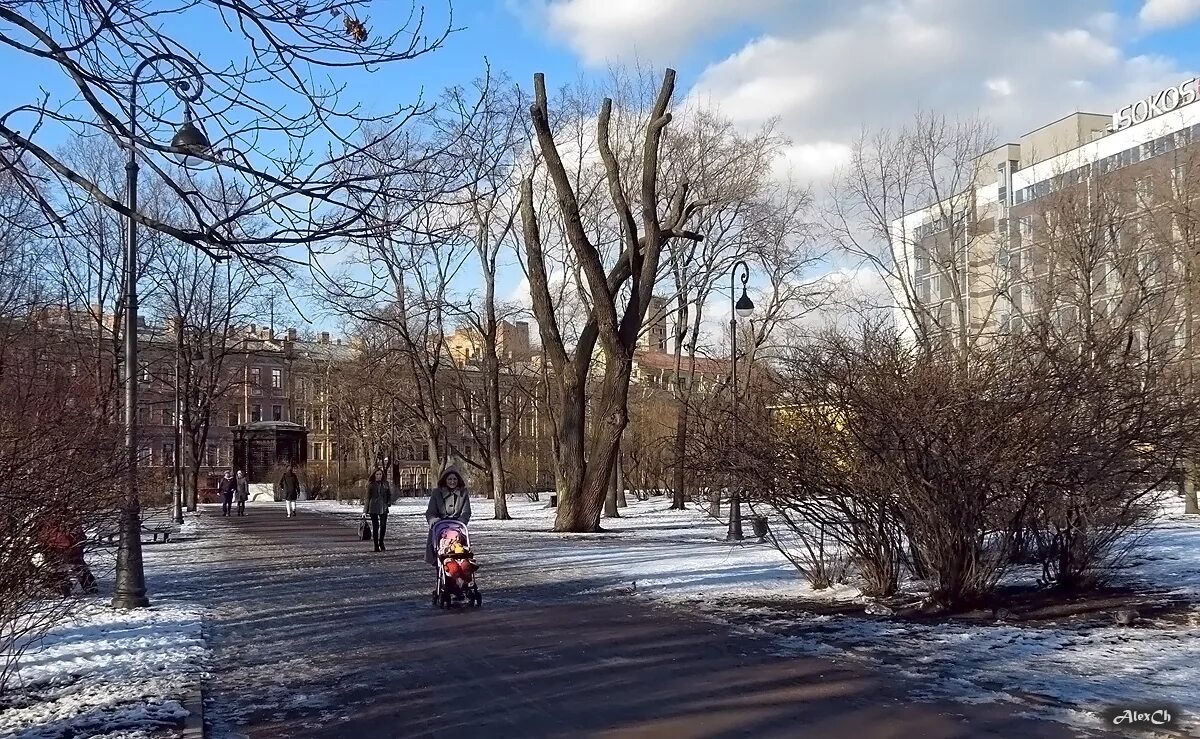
364, 468, 393, 552
424, 467, 471, 567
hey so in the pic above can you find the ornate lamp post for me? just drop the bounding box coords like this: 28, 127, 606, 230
726, 260, 755, 542
114, 54, 210, 609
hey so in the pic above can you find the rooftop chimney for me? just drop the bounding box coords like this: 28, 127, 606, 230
319, 331, 330, 344
286, 327, 298, 342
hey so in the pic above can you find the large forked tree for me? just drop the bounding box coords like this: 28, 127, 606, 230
520, 69, 704, 533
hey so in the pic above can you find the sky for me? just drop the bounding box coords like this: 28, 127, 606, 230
372, 0, 1200, 330
6, 0, 1200, 333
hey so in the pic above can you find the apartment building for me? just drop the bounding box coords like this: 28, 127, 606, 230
894, 77, 1200, 349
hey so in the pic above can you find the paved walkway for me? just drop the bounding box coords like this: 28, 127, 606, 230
181, 504, 1075, 739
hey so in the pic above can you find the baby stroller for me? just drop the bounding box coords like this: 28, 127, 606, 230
430, 519, 481, 609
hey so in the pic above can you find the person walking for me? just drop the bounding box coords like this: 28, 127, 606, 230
219, 470, 237, 517
363, 468, 393, 552
424, 467, 471, 567
279, 464, 300, 518
39, 509, 97, 595
235, 470, 249, 516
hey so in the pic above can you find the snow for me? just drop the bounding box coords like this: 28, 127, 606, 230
0, 512, 208, 739
304, 495, 859, 603
308, 492, 1200, 735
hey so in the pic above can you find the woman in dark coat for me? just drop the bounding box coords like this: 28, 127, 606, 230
219, 470, 237, 517
424, 467, 471, 566
280, 464, 300, 518
363, 468, 393, 552
235, 470, 249, 516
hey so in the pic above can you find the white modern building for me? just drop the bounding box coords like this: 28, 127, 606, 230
893, 77, 1200, 349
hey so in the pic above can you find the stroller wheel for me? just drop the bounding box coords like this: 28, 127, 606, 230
440, 591, 452, 609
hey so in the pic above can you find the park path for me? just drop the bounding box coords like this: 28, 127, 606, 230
173, 504, 1075, 739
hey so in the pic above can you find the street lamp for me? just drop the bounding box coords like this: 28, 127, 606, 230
727, 259, 754, 542
115, 54, 209, 610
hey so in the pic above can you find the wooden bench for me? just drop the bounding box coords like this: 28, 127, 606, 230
143, 524, 172, 543
94, 524, 173, 544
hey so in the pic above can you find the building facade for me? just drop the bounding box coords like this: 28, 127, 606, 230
894, 77, 1200, 351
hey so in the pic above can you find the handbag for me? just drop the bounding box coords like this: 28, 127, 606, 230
358, 516, 371, 541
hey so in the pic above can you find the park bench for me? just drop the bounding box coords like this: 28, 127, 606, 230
94, 522, 174, 545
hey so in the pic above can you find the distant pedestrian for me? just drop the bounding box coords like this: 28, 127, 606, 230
235, 470, 249, 516
219, 470, 237, 517
39, 510, 97, 596
364, 468, 393, 552
280, 464, 300, 518
424, 467, 471, 567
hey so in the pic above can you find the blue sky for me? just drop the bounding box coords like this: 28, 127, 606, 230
6, 0, 1200, 331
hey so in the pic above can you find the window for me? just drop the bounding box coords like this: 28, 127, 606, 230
161, 442, 175, 467
206, 444, 218, 467
1018, 215, 1033, 238
250, 367, 261, 385
296, 408, 307, 427
140, 364, 151, 383
1174, 165, 1188, 198
251, 404, 262, 422
312, 442, 323, 462
271, 368, 282, 389
228, 411, 239, 427
272, 405, 283, 422
915, 245, 929, 272
162, 406, 174, 427
138, 406, 150, 426
1135, 176, 1153, 203
137, 443, 152, 465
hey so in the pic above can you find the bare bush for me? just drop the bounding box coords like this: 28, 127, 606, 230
0, 316, 124, 693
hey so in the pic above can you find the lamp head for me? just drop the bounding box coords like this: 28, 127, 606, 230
170, 106, 211, 161
735, 288, 755, 319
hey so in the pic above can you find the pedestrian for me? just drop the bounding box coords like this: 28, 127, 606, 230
424, 467, 471, 567
235, 470, 249, 516
363, 467, 393, 552
219, 470, 237, 517
280, 464, 300, 518
39, 509, 97, 596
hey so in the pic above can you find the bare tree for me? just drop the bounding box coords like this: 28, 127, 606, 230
438, 77, 527, 519
0, 1, 457, 266
520, 69, 706, 532
828, 112, 1000, 362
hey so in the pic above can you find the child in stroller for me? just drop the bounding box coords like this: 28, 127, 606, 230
431, 520, 481, 608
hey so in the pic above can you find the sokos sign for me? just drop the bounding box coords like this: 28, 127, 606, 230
1111, 78, 1198, 131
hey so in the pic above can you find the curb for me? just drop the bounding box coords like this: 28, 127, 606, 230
181, 685, 204, 738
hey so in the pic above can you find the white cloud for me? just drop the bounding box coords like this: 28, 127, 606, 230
1139, 0, 1200, 30
528, 0, 784, 66
985, 78, 1014, 98
772, 142, 852, 183
671, 1, 1197, 189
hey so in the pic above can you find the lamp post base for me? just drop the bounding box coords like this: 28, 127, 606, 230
112, 507, 150, 609
726, 494, 744, 542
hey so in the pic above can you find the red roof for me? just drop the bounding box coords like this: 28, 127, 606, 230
633, 350, 729, 376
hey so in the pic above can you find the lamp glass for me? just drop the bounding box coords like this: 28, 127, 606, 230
735, 290, 755, 319
169, 109, 211, 164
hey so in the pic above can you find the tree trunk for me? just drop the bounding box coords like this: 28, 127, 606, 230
604, 452, 620, 518
671, 402, 688, 510
554, 372, 629, 532
489, 447, 509, 520
616, 454, 628, 508
1185, 458, 1199, 515
551, 388, 591, 531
